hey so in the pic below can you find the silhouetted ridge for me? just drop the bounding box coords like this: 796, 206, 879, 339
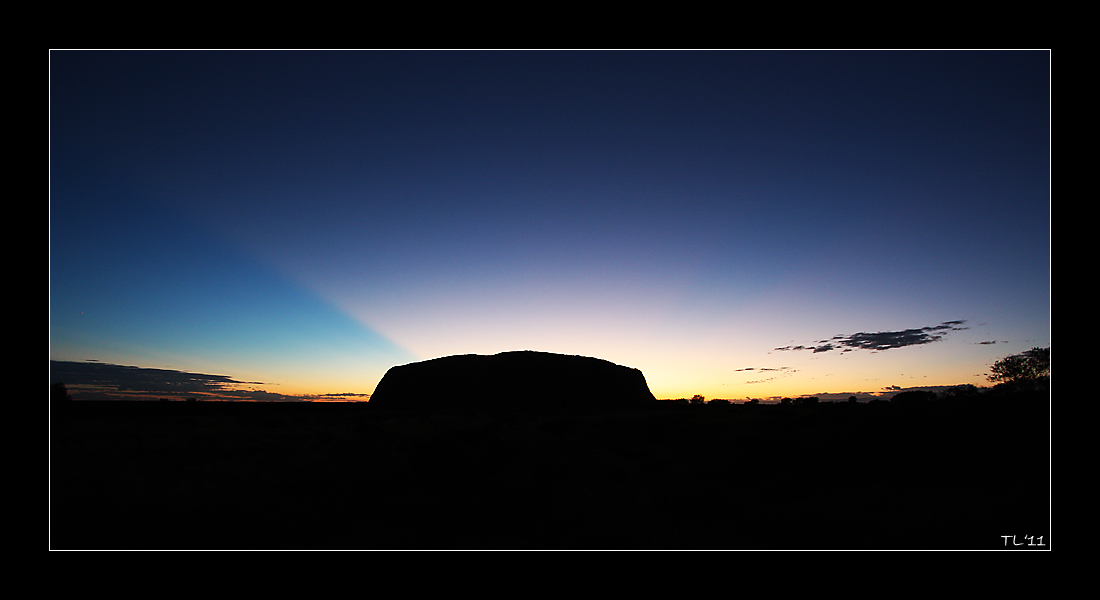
369, 351, 657, 411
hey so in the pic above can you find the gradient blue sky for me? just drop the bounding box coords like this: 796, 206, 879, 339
49, 51, 1050, 401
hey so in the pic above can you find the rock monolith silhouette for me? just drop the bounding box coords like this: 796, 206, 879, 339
369, 350, 657, 411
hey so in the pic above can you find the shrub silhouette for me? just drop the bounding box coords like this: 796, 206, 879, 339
890, 390, 936, 404
940, 384, 979, 400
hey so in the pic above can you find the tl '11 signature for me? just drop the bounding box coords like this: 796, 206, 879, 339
1001, 535, 1046, 548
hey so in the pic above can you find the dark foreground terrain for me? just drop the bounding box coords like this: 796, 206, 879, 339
50, 393, 1049, 549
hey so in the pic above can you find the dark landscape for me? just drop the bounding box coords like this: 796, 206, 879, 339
50, 378, 1049, 550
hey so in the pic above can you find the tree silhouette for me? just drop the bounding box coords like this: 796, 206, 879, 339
51, 383, 72, 407
51, 383, 73, 421
989, 347, 1050, 387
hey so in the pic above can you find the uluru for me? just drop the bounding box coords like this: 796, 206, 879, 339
368, 351, 658, 411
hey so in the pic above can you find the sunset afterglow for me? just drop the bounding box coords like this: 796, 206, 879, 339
50, 51, 1050, 403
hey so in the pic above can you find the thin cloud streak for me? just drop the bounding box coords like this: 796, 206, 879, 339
733, 366, 799, 385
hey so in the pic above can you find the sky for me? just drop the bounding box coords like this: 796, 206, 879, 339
49, 50, 1050, 402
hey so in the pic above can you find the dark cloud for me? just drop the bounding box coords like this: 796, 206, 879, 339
774, 320, 968, 354
49, 360, 315, 401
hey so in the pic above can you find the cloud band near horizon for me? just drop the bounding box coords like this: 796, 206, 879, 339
49, 360, 365, 402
